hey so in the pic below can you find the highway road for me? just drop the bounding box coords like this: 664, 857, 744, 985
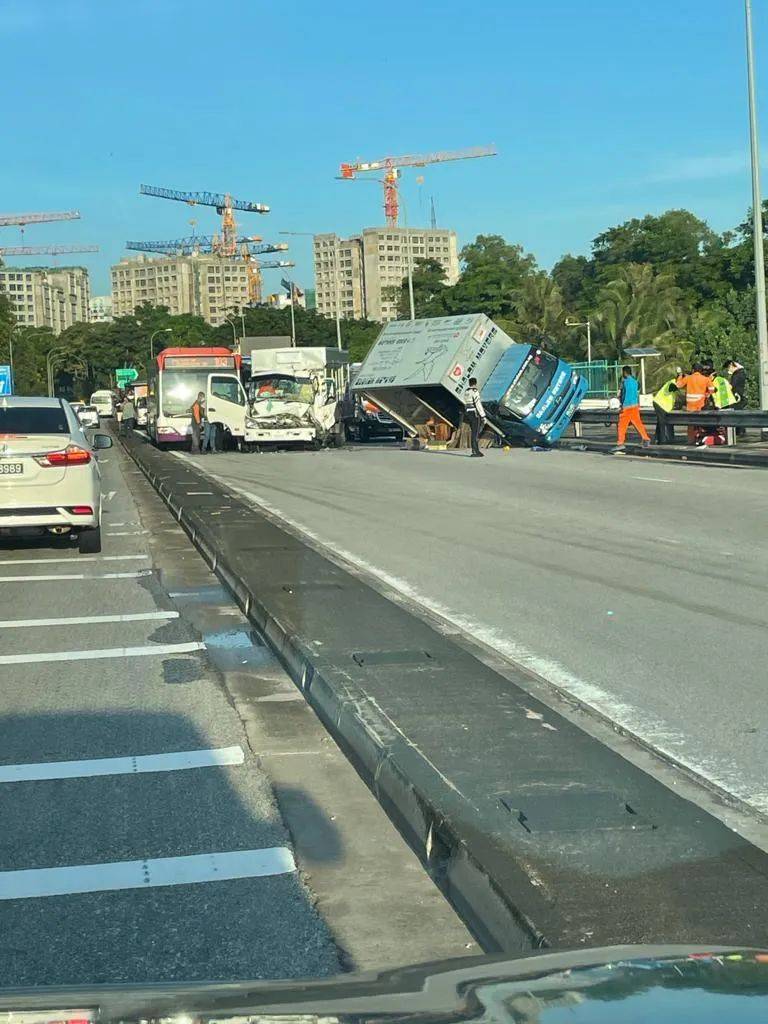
0, 437, 474, 986
188, 444, 768, 819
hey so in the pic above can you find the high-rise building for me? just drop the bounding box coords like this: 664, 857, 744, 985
0, 265, 90, 334
313, 234, 366, 320
89, 295, 113, 322
313, 227, 459, 323
110, 253, 252, 325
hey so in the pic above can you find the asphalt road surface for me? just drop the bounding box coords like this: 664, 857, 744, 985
0, 437, 474, 987
188, 444, 768, 818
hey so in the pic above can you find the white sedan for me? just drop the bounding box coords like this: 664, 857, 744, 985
77, 404, 100, 429
0, 396, 112, 553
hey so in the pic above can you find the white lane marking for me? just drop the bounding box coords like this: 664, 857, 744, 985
0, 570, 151, 583
634, 475, 673, 483
186, 491, 213, 495
105, 490, 116, 501
0, 611, 179, 630
0, 847, 295, 900
223, 477, 768, 814
0, 641, 204, 665
256, 692, 304, 703
106, 530, 149, 536
0, 745, 244, 783
0, 555, 147, 566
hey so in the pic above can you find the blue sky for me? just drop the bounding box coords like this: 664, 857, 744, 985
1, 0, 767, 295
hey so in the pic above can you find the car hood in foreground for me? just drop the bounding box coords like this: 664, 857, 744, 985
0, 945, 766, 1023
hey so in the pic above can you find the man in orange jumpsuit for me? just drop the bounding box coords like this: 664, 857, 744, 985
615, 365, 650, 450
676, 363, 714, 444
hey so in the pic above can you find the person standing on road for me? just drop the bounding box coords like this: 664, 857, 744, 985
725, 359, 748, 437
652, 378, 678, 445
202, 414, 218, 454
190, 392, 205, 454
465, 377, 486, 458
615, 366, 650, 451
676, 363, 715, 444
121, 392, 137, 433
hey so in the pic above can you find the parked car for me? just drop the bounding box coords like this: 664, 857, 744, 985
0, 396, 112, 553
76, 404, 100, 429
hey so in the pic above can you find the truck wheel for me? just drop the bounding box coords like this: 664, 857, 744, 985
360, 423, 370, 443
79, 525, 102, 554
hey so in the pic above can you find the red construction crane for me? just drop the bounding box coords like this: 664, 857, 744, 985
339, 145, 496, 226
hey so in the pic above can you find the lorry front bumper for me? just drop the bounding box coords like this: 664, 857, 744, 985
244, 427, 316, 444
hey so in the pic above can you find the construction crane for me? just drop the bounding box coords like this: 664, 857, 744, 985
125, 235, 285, 256
339, 145, 497, 226
0, 244, 98, 257
0, 211, 81, 229
129, 237, 288, 257
139, 185, 269, 257
241, 243, 294, 305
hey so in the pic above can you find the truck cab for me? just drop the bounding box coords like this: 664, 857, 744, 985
482, 345, 588, 443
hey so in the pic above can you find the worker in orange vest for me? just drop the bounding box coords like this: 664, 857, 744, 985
190, 392, 205, 454
676, 363, 714, 444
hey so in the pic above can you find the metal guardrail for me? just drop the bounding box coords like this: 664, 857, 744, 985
572, 408, 768, 446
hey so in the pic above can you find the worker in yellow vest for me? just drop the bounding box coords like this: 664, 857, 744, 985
652, 378, 679, 444
711, 373, 737, 410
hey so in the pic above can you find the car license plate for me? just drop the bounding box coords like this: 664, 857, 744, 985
0, 463, 24, 475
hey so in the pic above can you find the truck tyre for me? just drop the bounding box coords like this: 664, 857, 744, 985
79, 525, 102, 554
360, 423, 370, 443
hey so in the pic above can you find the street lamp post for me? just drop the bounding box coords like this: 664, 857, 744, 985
745, 0, 768, 410
565, 317, 592, 363
399, 194, 416, 321
223, 315, 238, 349
150, 327, 172, 362
280, 230, 342, 350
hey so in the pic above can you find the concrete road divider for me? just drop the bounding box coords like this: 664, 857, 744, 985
121, 432, 768, 953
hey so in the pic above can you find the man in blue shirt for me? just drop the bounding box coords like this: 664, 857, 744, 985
616, 365, 650, 451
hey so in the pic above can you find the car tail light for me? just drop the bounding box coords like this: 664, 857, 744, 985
69, 505, 93, 515
35, 444, 92, 467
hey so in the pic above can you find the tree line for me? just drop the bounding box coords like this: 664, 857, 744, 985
0, 202, 765, 400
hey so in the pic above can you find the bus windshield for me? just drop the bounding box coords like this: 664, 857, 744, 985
161, 371, 211, 417
500, 350, 558, 418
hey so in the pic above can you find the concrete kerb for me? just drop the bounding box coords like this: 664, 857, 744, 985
559, 436, 768, 468
120, 435, 542, 952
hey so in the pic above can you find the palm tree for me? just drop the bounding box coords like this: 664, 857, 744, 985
511, 272, 566, 346
593, 263, 684, 363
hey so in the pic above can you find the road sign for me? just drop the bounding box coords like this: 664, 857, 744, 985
0, 365, 12, 396
115, 367, 138, 387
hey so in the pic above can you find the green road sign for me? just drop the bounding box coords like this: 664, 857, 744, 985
115, 368, 139, 387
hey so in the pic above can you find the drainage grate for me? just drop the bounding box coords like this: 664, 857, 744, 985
499, 791, 653, 833
352, 649, 437, 667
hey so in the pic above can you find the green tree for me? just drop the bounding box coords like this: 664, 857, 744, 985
593, 263, 684, 372
509, 272, 567, 350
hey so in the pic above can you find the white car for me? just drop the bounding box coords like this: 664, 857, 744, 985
77, 404, 100, 429
0, 396, 112, 553
135, 396, 148, 428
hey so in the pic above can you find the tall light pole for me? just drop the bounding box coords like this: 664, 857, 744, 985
223, 315, 238, 349
565, 317, 592, 363
150, 327, 172, 362
280, 230, 342, 350
746, 0, 768, 409
399, 192, 416, 321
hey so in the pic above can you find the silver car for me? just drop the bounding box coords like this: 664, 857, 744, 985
0, 396, 112, 553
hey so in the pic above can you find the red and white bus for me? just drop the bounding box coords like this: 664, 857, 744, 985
147, 347, 248, 447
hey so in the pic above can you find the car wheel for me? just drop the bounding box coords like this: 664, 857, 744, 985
78, 525, 102, 554
360, 424, 370, 443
